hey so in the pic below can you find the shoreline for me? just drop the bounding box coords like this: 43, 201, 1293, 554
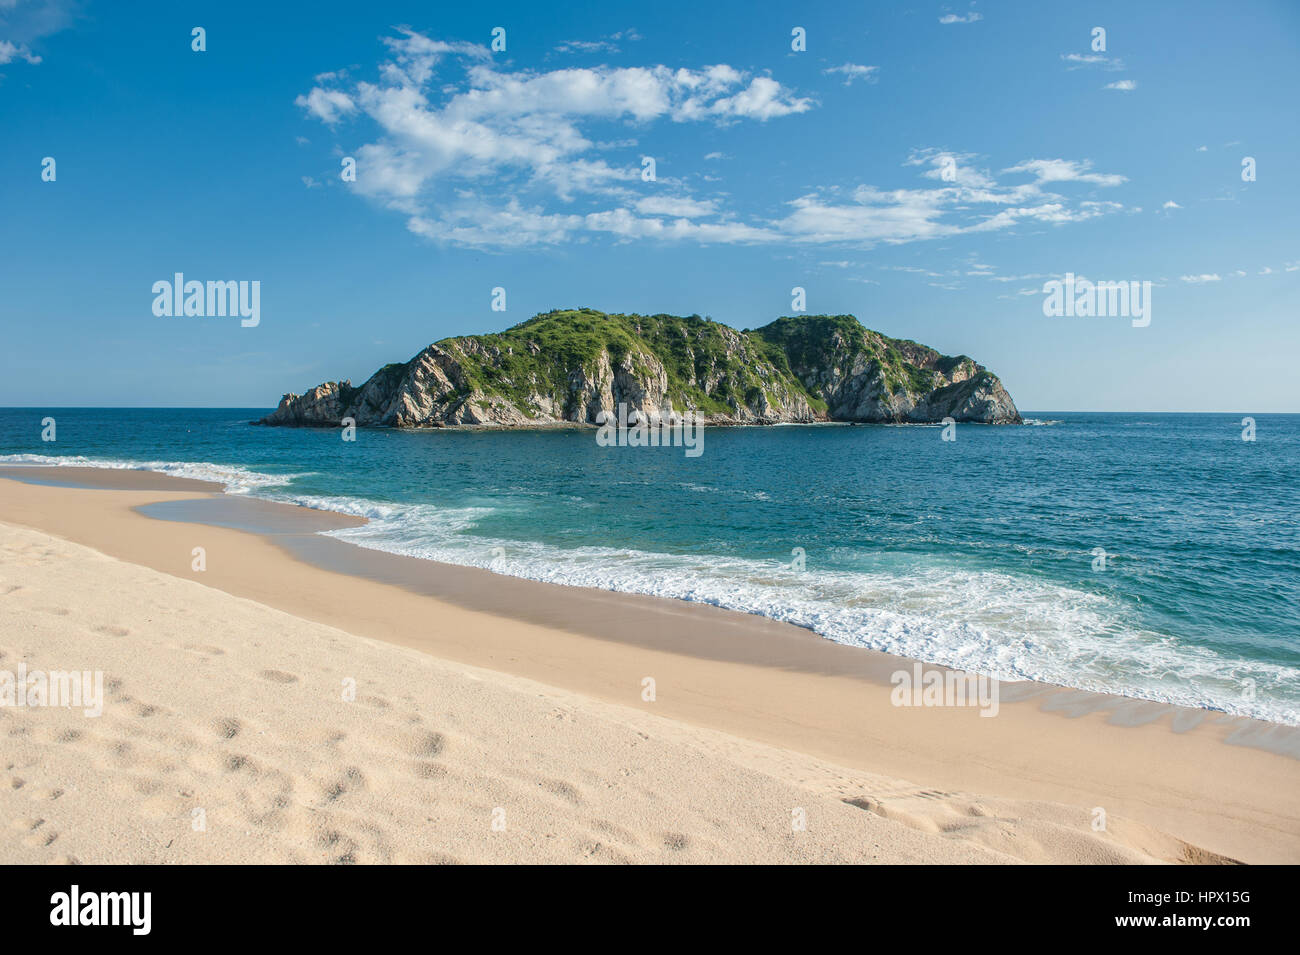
2, 465, 1299, 862
4, 463, 1291, 732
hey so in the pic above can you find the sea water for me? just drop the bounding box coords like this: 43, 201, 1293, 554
3, 408, 1296, 725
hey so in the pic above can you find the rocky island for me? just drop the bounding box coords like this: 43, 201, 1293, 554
258, 308, 1021, 428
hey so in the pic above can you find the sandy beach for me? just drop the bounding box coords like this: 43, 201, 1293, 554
1, 467, 1297, 864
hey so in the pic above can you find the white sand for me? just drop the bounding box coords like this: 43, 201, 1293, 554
0, 520, 1226, 865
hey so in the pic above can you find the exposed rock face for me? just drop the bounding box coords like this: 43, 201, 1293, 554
259, 309, 1021, 428
755, 316, 1022, 424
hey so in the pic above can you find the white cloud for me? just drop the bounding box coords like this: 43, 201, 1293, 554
553, 29, 643, 56
1002, 158, 1127, 187
296, 31, 811, 223
939, 12, 983, 25
1104, 80, 1137, 91
705, 75, 813, 120
634, 196, 718, 218
1060, 53, 1126, 71
408, 201, 583, 247
1196, 145, 1208, 152
774, 187, 957, 244
1180, 274, 1221, 284
555, 39, 617, 55
0, 38, 39, 64
883, 265, 946, 278
823, 63, 879, 86
1161, 200, 1181, 210
0, 0, 79, 68
298, 31, 1126, 250
295, 88, 357, 124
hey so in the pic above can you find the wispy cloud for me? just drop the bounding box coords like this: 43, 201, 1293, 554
823, 63, 879, 86
939, 11, 983, 25
0, 38, 38, 64
553, 29, 643, 56
1060, 53, 1126, 71
0, 0, 80, 68
1001, 158, 1127, 187
1180, 274, 1222, 284
1104, 80, 1137, 91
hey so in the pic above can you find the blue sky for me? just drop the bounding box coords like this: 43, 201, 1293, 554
2, 0, 1297, 411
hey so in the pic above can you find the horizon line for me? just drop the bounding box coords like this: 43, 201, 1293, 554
2, 406, 1297, 416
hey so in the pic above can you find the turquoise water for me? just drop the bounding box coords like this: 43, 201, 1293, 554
3, 408, 1297, 724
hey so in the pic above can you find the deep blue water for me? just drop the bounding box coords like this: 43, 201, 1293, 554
2, 408, 1297, 723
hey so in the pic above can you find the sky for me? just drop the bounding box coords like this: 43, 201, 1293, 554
1, 0, 1297, 412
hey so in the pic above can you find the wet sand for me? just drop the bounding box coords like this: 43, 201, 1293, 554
1, 465, 1298, 863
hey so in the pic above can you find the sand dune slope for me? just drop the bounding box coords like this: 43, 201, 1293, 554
0, 522, 1223, 864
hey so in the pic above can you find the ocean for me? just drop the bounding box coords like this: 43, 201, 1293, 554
3, 408, 1297, 725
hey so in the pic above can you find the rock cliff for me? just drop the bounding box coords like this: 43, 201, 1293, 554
259, 309, 1021, 428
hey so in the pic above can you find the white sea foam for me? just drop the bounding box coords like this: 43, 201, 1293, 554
315, 496, 1300, 726
0, 453, 299, 494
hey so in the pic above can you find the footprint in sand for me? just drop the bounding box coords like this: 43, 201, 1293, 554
259, 669, 299, 684
111, 741, 135, 764
37, 606, 71, 617
317, 829, 361, 865
14, 816, 59, 847
323, 767, 366, 802
183, 644, 225, 656
590, 818, 640, 847
537, 777, 583, 806
92, 625, 130, 637
225, 754, 252, 773
408, 731, 446, 758
213, 717, 241, 739
662, 832, 690, 851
